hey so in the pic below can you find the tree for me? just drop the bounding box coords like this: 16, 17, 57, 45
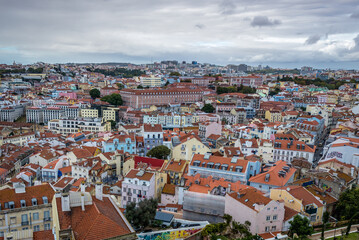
202, 104, 215, 113
116, 83, 124, 90
89, 88, 101, 99
335, 188, 359, 235
321, 212, 330, 240
146, 145, 171, 159
169, 72, 181, 76
101, 93, 123, 106
289, 215, 313, 239
109, 120, 117, 130
125, 198, 158, 230
137, 85, 143, 89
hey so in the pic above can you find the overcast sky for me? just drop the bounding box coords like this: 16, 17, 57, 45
1, 0, 359, 69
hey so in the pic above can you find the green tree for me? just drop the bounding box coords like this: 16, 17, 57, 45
101, 93, 123, 106
335, 188, 359, 235
146, 145, 171, 159
89, 88, 101, 99
202, 104, 215, 113
169, 72, 181, 76
125, 198, 158, 230
109, 120, 117, 130
137, 85, 144, 89
116, 83, 124, 90
289, 215, 313, 240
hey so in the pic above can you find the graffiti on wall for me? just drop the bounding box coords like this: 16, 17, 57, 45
138, 227, 202, 240
322, 183, 332, 192
326, 151, 343, 159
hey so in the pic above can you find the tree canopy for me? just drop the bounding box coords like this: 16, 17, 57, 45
86, 67, 145, 78
216, 85, 256, 95
279, 76, 346, 90
116, 83, 124, 90
146, 145, 171, 159
89, 88, 101, 99
101, 93, 123, 106
125, 198, 158, 230
202, 103, 215, 113
169, 71, 181, 76
289, 215, 313, 239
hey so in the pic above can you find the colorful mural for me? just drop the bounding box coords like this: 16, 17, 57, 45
138, 227, 203, 240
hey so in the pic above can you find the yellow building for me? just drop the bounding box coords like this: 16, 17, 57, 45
172, 134, 210, 161
103, 109, 116, 122
140, 75, 162, 87
80, 108, 99, 118
270, 186, 324, 225
163, 159, 188, 185
326, 94, 338, 104
265, 110, 282, 122
0, 183, 54, 237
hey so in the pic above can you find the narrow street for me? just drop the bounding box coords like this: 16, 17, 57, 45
309, 224, 359, 240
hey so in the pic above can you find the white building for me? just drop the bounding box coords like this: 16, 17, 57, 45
48, 117, 111, 135
321, 137, 359, 167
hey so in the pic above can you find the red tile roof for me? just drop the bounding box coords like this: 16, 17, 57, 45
134, 156, 166, 170
33, 230, 54, 240
249, 160, 296, 187
280, 185, 324, 207
125, 169, 154, 181
228, 188, 271, 211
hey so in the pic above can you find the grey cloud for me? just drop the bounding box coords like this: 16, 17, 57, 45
354, 34, 359, 48
195, 24, 205, 29
350, 12, 359, 18
219, 0, 236, 15
250, 16, 281, 27
305, 35, 321, 45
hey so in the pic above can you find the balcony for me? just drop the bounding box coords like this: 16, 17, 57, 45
21, 221, 29, 226
43, 217, 51, 222
305, 208, 317, 215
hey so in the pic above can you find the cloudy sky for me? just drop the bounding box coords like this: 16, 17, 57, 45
1, 0, 359, 69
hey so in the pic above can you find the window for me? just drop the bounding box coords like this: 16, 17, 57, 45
273, 215, 277, 220
10, 217, 16, 224
33, 212, 39, 221
133, 189, 136, 194
123, 196, 126, 201
0, 232, 3, 237
32, 198, 37, 206
44, 223, 51, 230
265, 226, 270, 232
44, 211, 50, 221
267, 208, 270, 211
0, 219, 3, 226
271, 226, 276, 231
266, 216, 270, 221
20, 200, 26, 208
34, 225, 40, 232
274, 207, 277, 210
21, 214, 28, 225
42, 196, 48, 204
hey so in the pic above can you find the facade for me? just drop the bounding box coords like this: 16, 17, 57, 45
102, 134, 136, 154
273, 140, 315, 164
140, 76, 162, 87
0, 105, 24, 122
321, 137, 359, 167
0, 183, 54, 238
172, 135, 210, 161
270, 186, 325, 225
120, 89, 203, 108
198, 121, 222, 139
143, 124, 163, 155
225, 188, 285, 234
121, 169, 155, 208
188, 153, 261, 183
80, 108, 99, 118
48, 117, 111, 135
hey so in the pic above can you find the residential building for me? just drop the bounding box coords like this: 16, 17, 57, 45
143, 124, 163, 155
270, 186, 325, 225
121, 169, 155, 208
0, 183, 54, 237
48, 117, 111, 135
225, 188, 285, 234
172, 133, 210, 161
273, 140, 315, 164
140, 75, 162, 87
198, 121, 222, 139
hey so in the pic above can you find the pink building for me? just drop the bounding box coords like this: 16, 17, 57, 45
101, 86, 120, 96
59, 92, 77, 99
227, 75, 264, 88
120, 89, 203, 108
225, 188, 285, 234
199, 121, 222, 138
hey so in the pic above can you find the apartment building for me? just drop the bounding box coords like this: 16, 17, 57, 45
143, 124, 163, 155
140, 75, 162, 87
48, 117, 111, 135
0, 183, 54, 238
188, 153, 261, 184
273, 140, 315, 164
80, 108, 99, 118
0, 105, 24, 122
121, 169, 155, 208
120, 89, 203, 108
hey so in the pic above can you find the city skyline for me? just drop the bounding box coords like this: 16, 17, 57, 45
1, 0, 359, 69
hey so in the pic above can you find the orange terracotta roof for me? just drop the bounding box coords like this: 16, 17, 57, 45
162, 184, 176, 195
249, 160, 296, 186
280, 185, 324, 207
228, 188, 271, 211
125, 169, 154, 181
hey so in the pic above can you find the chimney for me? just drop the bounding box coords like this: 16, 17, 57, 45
351, 167, 354, 177
95, 182, 103, 201
80, 181, 86, 193
61, 193, 70, 212
227, 184, 231, 193
81, 193, 85, 211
